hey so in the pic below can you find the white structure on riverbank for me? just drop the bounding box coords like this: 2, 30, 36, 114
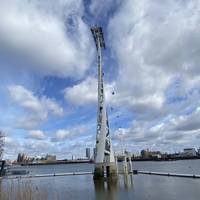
91, 26, 118, 179
183, 148, 197, 157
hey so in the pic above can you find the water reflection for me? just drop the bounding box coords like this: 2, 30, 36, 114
122, 174, 134, 190
94, 174, 134, 200
94, 178, 118, 200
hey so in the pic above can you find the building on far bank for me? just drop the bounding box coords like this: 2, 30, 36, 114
86, 148, 91, 160
93, 148, 96, 160
183, 148, 197, 157
141, 150, 150, 158
17, 153, 34, 163
141, 149, 162, 159
45, 154, 56, 161
197, 148, 200, 155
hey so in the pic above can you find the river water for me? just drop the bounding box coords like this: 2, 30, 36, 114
1, 160, 200, 200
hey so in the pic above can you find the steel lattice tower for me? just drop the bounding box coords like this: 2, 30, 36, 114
91, 26, 118, 179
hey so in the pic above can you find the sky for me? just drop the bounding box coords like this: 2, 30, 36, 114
1, 0, 200, 160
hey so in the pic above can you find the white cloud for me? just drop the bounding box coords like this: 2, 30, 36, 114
0, 0, 94, 78
56, 129, 71, 140
63, 77, 115, 106
61, 0, 200, 153
8, 85, 63, 129
3, 0, 200, 158
4, 135, 57, 159
52, 125, 89, 142
42, 98, 63, 116
112, 106, 200, 153
107, 0, 200, 116
168, 107, 200, 132
89, 0, 122, 20
64, 77, 97, 105
4, 133, 95, 160
28, 130, 46, 140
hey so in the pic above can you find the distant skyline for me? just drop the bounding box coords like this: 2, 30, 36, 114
1, 0, 200, 159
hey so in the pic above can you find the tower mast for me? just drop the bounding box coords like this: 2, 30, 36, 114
91, 26, 117, 179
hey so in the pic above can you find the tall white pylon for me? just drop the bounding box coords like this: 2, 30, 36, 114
91, 26, 117, 179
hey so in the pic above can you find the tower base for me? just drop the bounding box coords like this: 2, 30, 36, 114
94, 162, 118, 180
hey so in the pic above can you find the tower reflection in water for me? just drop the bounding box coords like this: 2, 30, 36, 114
94, 174, 134, 200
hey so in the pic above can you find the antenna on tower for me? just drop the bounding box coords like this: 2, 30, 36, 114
91, 26, 106, 50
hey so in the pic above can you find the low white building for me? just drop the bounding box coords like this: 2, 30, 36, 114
183, 148, 197, 157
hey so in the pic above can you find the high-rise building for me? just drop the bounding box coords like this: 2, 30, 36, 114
93, 147, 96, 160
86, 148, 91, 160
198, 148, 200, 155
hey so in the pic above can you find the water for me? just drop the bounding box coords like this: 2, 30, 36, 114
133, 160, 200, 174
1, 160, 200, 200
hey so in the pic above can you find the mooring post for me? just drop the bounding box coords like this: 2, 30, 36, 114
128, 156, 133, 173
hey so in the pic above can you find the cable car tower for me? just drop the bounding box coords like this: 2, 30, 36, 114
91, 26, 118, 179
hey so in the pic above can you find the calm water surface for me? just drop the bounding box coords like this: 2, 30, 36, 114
1, 160, 200, 200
